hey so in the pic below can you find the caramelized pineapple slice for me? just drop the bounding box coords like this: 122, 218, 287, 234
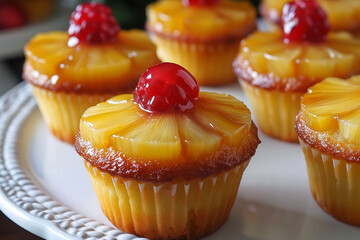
265, 46, 301, 78
185, 2, 254, 37
262, 0, 360, 32
112, 114, 182, 160
298, 45, 335, 79
240, 30, 360, 80
176, 114, 221, 159
186, 11, 225, 36
80, 95, 142, 147
61, 46, 131, 83
24, 32, 71, 76
241, 31, 302, 77
339, 110, 360, 146
79, 92, 252, 160
324, 34, 360, 56
82, 94, 133, 117
241, 31, 283, 73
146, 0, 255, 38
117, 30, 158, 75
194, 92, 251, 146
320, 0, 360, 31
301, 76, 360, 145
24, 30, 158, 83
325, 48, 355, 77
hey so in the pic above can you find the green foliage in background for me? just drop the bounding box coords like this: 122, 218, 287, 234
88, 0, 261, 30
88, 0, 153, 29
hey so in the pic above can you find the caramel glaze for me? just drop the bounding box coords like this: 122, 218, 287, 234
23, 61, 138, 94
295, 112, 360, 162
75, 122, 260, 183
233, 55, 357, 93
146, 22, 256, 44
260, 2, 360, 33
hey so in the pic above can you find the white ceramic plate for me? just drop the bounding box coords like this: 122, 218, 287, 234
1, 83, 360, 240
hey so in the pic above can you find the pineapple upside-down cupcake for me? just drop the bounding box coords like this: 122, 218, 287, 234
146, 0, 256, 86
260, 0, 360, 34
23, 2, 159, 143
234, 0, 360, 142
75, 63, 260, 239
295, 76, 360, 225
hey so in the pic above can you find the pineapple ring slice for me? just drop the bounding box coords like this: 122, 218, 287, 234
238, 30, 360, 91
24, 30, 158, 89
261, 0, 360, 32
301, 76, 360, 145
79, 92, 252, 161
146, 0, 256, 40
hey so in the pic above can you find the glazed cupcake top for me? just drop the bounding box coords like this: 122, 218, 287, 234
146, 0, 256, 42
295, 76, 360, 162
24, 2, 159, 94
234, 0, 360, 92
75, 63, 260, 182
234, 31, 360, 92
261, 0, 360, 33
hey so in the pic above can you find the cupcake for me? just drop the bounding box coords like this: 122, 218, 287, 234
295, 76, 360, 225
261, 0, 360, 34
146, 0, 256, 86
75, 63, 260, 239
234, 0, 360, 142
23, 2, 159, 143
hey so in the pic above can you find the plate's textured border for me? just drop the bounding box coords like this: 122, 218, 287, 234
0, 83, 146, 240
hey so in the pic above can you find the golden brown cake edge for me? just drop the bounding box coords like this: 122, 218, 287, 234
75, 122, 260, 183
233, 55, 325, 93
295, 112, 360, 162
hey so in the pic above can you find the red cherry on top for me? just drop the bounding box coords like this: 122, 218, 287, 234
68, 2, 120, 47
281, 0, 330, 43
134, 63, 199, 113
182, 0, 220, 7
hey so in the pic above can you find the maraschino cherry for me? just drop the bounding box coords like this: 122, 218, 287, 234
68, 2, 120, 47
281, 0, 330, 43
134, 63, 199, 113
182, 0, 219, 7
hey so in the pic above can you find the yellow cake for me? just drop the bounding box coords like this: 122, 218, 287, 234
295, 76, 360, 225
23, 2, 159, 143
234, 29, 360, 142
75, 63, 260, 239
261, 0, 360, 34
146, 0, 256, 86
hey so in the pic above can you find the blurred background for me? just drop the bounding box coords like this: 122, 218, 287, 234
0, 0, 260, 95
0, 0, 259, 238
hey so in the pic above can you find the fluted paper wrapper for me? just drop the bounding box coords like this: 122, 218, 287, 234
299, 139, 360, 225
241, 81, 302, 142
84, 160, 250, 240
152, 34, 239, 86
31, 86, 112, 143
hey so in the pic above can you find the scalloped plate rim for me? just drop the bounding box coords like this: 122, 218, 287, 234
0, 83, 146, 240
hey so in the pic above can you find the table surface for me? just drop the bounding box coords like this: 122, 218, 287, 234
0, 212, 42, 239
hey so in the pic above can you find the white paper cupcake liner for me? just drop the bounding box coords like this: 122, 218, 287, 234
84, 159, 250, 239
